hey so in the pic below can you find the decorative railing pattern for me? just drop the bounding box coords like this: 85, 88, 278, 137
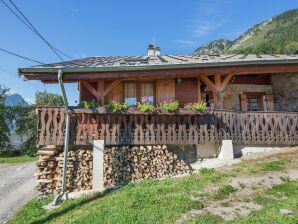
37, 108, 298, 146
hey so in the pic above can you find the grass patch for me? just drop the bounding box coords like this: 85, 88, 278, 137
199, 167, 215, 175
0, 155, 37, 164
8, 172, 232, 224
213, 185, 237, 200
232, 158, 286, 175
261, 160, 284, 171
0, 150, 37, 164
8, 148, 298, 224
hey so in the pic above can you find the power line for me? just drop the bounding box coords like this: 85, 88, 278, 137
0, 47, 45, 64
1, 0, 74, 61
7, 0, 69, 60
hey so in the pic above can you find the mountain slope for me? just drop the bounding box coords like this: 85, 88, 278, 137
4, 94, 28, 106
194, 9, 298, 54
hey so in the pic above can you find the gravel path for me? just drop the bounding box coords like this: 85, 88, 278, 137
0, 162, 36, 224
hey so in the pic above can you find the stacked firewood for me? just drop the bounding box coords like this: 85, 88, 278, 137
35, 146, 93, 195
104, 145, 190, 186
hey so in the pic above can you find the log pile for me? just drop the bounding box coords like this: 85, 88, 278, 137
35, 145, 190, 195
104, 145, 190, 186
35, 146, 93, 195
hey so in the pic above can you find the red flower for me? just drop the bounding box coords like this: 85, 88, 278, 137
226, 90, 231, 96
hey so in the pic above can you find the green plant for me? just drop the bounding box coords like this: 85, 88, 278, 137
184, 102, 207, 112
137, 102, 155, 112
81, 100, 99, 109
159, 100, 179, 112
107, 98, 129, 112
137, 96, 155, 112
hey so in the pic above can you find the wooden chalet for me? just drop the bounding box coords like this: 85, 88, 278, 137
18, 45, 298, 147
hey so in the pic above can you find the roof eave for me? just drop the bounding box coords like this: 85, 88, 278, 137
18, 58, 298, 76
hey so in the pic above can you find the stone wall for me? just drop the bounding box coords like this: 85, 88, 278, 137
223, 84, 273, 110
271, 73, 298, 112
35, 145, 191, 195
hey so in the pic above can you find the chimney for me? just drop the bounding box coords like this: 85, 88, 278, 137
154, 46, 160, 56
147, 44, 155, 57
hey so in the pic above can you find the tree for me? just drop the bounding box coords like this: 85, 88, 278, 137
0, 85, 11, 149
12, 105, 37, 156
12, 91, 65, 155
35, 91, 64, 106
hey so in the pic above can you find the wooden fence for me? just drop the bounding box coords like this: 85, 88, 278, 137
37, 108, 298, 146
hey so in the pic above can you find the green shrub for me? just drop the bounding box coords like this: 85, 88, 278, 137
159, 100, 179, 112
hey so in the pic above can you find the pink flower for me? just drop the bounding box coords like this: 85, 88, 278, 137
143, 96, 148, 103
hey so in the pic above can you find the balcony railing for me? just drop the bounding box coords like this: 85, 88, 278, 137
37, 107, 298, 146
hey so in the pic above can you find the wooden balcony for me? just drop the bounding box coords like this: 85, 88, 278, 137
37, 107, 298, 146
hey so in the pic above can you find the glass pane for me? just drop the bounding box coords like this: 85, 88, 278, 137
124, 82, 137, 105
141, 82, 154, 104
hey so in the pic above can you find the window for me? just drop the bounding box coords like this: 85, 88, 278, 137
141, 82, 154, 104
124, 81, 137, 105
124, 81, 155, 105
244, 92, 265, 111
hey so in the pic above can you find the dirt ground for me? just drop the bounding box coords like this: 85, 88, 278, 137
176, 147, 298, 223
0, 162, 36, 223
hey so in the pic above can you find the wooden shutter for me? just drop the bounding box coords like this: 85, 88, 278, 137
240, 94, 247, 111
156, 79, 175, 104
266, 94, 275, 111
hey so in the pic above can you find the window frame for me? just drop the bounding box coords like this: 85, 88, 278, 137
122, 80, 156, 105
243, 92, 266, 111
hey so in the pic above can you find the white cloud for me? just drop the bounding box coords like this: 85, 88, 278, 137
174, 39, 197, 47
190, 0, 230, 38
174, 0, 231, 49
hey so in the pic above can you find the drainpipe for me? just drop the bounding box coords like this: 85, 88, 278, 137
53, 69, 71, 205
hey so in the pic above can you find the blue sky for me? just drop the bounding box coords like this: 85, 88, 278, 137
0, 0, 297, 105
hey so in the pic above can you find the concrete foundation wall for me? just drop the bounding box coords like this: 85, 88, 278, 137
271, 73, 298, 112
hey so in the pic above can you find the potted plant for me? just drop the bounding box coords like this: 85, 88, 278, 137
184, 101, 207, 113
136, 96, 155, 113
106, 97, 129, 113
159, 100, 179, 113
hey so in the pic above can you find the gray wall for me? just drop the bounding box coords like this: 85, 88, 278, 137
271, 73, 298, 112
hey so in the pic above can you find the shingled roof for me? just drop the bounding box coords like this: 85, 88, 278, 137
19, 53, 298, 83
32, 54, 298, 69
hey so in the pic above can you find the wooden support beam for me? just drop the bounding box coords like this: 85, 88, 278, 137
81, 81, 100, 99
97, 80, 105, 104
103, 79, 122, 97
199, 74, 234, 109
199, 75, 216, 91
221, 74, 233, 90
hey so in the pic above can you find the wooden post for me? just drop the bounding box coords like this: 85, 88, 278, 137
214, 74, 223, 109
240, 94, 247, 111
97, 80, 104, 105
266, 94, 275, 111
197, 78, 201, 102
